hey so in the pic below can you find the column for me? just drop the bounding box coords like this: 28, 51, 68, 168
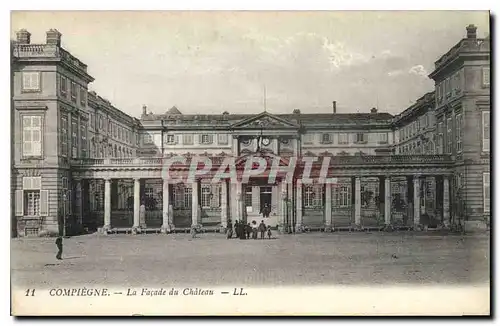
75, 179, 83, 229
280, 181, 287, 232
103, 178, 111, 231
324, 183, 332, 231
161, 178, 170, 233
235, 181, 242, 222
220, 180, 228, 231
443, 176, 450, 226
384, 176, 391, 225
133, 178, 140, 229
413, 176, 421, 227
296, 179, 303, 231
191, 180, 199, 226
354, 177, 361, 226
232, 135, 239, 156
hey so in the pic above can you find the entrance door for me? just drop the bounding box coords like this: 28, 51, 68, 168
260, 186, 272, 215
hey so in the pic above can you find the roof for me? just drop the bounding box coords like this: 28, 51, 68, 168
166, 106, 182, 115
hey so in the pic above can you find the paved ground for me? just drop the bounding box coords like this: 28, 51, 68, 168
11, 232, 490, 288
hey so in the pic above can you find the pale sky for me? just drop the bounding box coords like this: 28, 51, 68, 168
11, 11, 489, 118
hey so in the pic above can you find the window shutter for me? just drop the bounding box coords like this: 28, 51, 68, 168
198, 134, 203, 144
15, 190, 24, 216
483, 111, 490, 152
174, 135, 179, 144
209, 134, 213, 144
32, 177, 41, 190
40, 190, 49, 216
22, 177, 32, 190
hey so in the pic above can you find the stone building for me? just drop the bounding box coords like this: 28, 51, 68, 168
10, 25, 490, 237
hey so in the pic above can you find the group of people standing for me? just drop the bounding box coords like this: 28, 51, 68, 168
227, 219, 272, 240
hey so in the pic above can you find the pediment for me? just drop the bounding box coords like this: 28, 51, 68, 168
231, 112, 299, 129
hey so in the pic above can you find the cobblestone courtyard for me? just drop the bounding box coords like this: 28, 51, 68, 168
11, 232, 490, 288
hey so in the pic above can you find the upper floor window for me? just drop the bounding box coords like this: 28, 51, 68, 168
90, 113, 96, 130
302, 133, 314, 144
218, 133, 228, 145
98, 115, 103, 130
445, 78, 451, 97
143, 133, 153, 144
200, 134, 213, 145
482, 67, 490, 87
446, 117, 453, 154
482, 111, 490, 152
60, 76, 67, 96
22, 72, 40, 92
321, 133, 332, 144
80, 87, 87, 106
22, 115, 42, 158
166, 134, 176, 144
182, 134, 193, 145
60, 115, 68, 157
355, 133, 367, 143
377, 132, 388, 144
70, 81, 77, 103
338, 133, 348, 145
456, 113, 463, 153
71, 117, 78, 158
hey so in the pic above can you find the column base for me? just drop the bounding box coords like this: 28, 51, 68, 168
132, 226, 141, 235
100, 225, 111, 234
383, 224, 394, 232
324, 225, 333, 232
278, 224, 287, 233
295, 224, 304, 233
161, 224, 174, 234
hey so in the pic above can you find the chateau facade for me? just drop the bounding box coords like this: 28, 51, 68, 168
11, 25, 490, 237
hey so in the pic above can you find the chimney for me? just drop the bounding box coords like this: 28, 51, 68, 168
16, 29, 31, 44
466, 24, 477, 39
371, 107, 378, 113
142, 105, 147, 116
46, 29, 62, 46
332, 101, 337, 114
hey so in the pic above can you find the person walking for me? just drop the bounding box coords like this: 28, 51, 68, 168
234, 220, 240, 239
227, 219, 233, 239
251, 221, 258, 240
258, 220, 266, 239
246, 223, 252, 239
55, 236, 63, 260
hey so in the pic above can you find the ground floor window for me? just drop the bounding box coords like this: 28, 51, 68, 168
24, 190, 40, 216
333, 183, 351, 208
245, 186, 253, 209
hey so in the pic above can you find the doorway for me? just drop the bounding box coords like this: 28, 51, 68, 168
260, 186, 272, 215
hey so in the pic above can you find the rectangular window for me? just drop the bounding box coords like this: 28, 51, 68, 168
356, 133, 366, 143
182, 134, 193, 145
22, 115, 42, 157
446, 117, 452, 154
60, 76, 67, 95
98, 115, 103, 130
445, 78, 451, 97
304, 185, 323, 208
80, 122, 87, 158
71, 117, 78, 158
338, 133, 348, 145
60, 115, 68, 157
245, 186, 253, 209
482, 67, 490, 87
90, 113, 95, 130
70, 81, 77, 103
333, 183, 351, 208
437, 121, 444, 154
377, 133, 388, 144
80, 87, 86, 106
166, 134, 176, 144
183, 186, 192, 209
113, 123, 117, 138
22, 72, 40, 91
483, 172, 490, 213
303, 133, 314, 144
321, 133, 332, 144
201, 185, 212, 208
482, 111, 490, 152
143, 134, 153, 144
456, 113, 463, 153
24, 190, 40, 216
217, 134, 228, 145
201, 134, 213, 145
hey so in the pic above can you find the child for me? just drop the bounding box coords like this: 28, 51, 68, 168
267, 226, 272, 239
